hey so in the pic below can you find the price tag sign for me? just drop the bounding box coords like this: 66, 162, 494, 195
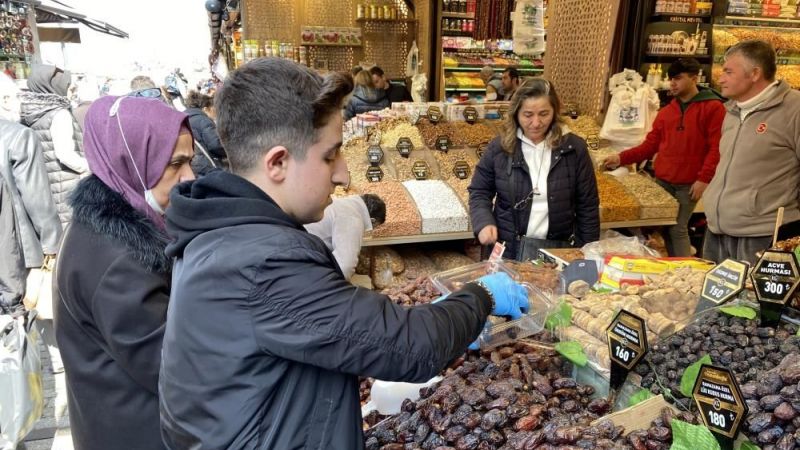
436, 135, 451, 152
750, 250, 800, 325
367, 145, 384, 166
366, 166, 383, 183
698, 259, 749, 310
427, 106, 442, 124
453, 160, 471, 179
566, 103, 579, 119
693, 365, 747, 446
463, 106, 478, 124
606, 309, 648, 391
586, 134, 600, 151
412, 160, 429, 180
396, 137, 414, 157
477, 142, 489, 158
497, 105, 509, 120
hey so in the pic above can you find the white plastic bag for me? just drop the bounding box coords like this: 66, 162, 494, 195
0, 312, 44, 449
581, 230, 660, 273
361, 376, 442, 416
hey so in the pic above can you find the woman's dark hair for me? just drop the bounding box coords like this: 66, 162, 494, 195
501, 77, 564, 154
185, 91, 214, 109
361, 194, 386, 226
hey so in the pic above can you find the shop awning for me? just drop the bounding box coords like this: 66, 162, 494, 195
22, 0, 129, 39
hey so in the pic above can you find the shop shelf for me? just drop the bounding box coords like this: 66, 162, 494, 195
444, 87, 486, 92
442, 31, 474, 37
651, 12, 712, 19
442, 12, 475, 19
444, 66, 543, 72
355, 18, 417, 23
300, 42, 362, 47
644, 53, 711, 59
719, 15, 800, 26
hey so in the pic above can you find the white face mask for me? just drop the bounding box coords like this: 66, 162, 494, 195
486, 93, 497, 101
144, 189, 165, 215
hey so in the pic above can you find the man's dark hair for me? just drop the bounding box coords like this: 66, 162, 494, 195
369, 66, 385, 78
215, 58, 354, 173
185, 91, 214, 109
725, 39, 777, 81
503, 67, 520, 81
667, 58, 702, 78
361, 194, 386, 226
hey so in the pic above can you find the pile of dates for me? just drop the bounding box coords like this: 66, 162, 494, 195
740, 355, 800, 448
637, 311, 799, 409
363, 342, 692, 450
382, 276, 443, 306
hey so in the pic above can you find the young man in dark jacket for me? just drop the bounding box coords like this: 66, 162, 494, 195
159, 58, 529, 450
604, 58, 725, 256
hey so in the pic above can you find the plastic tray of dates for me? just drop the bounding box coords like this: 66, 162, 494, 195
430, 261, 522, 296
474, 284, 554, 350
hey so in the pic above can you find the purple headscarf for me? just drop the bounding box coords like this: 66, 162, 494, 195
83, 96, 189, 229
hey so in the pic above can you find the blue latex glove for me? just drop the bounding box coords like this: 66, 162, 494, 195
477, 272, 529, 320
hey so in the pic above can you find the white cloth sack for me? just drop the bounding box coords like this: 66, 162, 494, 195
0, 312, 44, 449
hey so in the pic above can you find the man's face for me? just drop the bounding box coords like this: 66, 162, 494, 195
669, 73, 697, 97
719, 53, 756, 100
284, 113, 349, 224
371, 73, 386, 89
151, 131, 196, 209
502, 72, 516, 91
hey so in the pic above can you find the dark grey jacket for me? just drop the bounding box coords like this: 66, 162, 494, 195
0, 120, 61, 310
159, 171, 491, 449
468, 132, 600, 259
344, 86, 390, 120
54, 176, 170, 450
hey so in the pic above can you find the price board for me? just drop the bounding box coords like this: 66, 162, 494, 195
436, 135, 451, 152
427, 106, 442, 124
396, 137, 413, 157
367, 145, 384, 165
750, 250, 800, 325
366, 166, 383, 183
606, 309, 648, 391
453, 161, 471, 179
412, 160, 429, 180
693, 365, 747, 445
463, 106, 478, 124
699, 259, 749, 307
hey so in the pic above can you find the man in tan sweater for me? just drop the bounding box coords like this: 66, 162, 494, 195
703, 40, 800, 264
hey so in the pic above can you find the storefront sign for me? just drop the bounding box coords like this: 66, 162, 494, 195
453, 161, 471, 179
606, 309, 648, 391
366, 166, 383, 182
751, 250, 800, 325
463, 106, 478, 124
396, 137, 414, 157
412, 160, 429, 180
427, 106, 442, 124
693, 365, 747, 447
435, 135, 451, 152
367, 145, 384, 165
698, 259, 749, 311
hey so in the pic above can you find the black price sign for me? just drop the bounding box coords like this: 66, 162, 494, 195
699, 259, 749, 307
751, 250, 800, 325
427, 106, 442, 124
566, 103, 579, 119
396, 137, 414, 157
412, 160, 429, 180
463, 106, 478, 124
497, 105, 509, 119
366, 166, 383, 182
693, 365, 747, 445
606, 309, 648, 391
477, 142, 489, 158
453, 160, 471, 179
367, 145, 384, 165
436, 135, 451, 152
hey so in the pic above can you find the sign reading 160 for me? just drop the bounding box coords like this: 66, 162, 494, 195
708, 410, 726, 428
614, 345, 631, 363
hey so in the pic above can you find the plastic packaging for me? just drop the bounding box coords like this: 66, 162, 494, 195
362, 376, 443, 416
430, 260, 521, 295
474, 283, 553, 349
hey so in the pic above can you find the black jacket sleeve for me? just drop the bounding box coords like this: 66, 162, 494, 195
468, 138, 501, 236
249, 245, 492, 383
91, 253, 168, 394
572, 142, 600, 246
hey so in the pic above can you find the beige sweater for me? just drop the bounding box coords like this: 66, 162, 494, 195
705, 81, 800, 236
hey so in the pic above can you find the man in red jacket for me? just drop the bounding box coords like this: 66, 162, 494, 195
604, 58, 725, 256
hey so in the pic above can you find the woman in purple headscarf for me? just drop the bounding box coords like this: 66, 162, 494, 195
53, 96, 194, 450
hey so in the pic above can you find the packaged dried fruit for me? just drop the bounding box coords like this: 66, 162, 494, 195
474, 284, 554, 350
